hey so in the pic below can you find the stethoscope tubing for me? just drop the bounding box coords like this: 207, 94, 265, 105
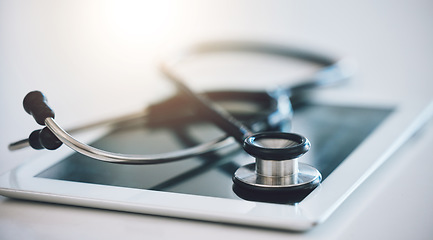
10, 41, 355, 165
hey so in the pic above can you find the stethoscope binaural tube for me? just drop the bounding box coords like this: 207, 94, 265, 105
20, 91, 236, 164
10, 89, 289, 161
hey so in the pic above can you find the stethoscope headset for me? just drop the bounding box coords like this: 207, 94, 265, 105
9, 41, 355, 203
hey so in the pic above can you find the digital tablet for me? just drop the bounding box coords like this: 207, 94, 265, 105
1, 91, 432, 231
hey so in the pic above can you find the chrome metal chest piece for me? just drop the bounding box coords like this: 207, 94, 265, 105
233, 132, 321, 203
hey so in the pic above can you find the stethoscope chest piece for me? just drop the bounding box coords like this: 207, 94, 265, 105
233, 132, 321, 203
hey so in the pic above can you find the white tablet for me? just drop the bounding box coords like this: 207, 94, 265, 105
1, 91, 432, 231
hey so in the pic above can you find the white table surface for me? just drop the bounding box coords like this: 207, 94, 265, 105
1, 0, 432, 239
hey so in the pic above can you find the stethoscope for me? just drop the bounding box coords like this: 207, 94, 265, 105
9, 41, 354, 202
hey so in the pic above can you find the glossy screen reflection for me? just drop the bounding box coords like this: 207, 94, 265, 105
36, 103, 392, 202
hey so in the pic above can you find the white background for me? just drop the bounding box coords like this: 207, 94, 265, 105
1, 0, 433, 239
